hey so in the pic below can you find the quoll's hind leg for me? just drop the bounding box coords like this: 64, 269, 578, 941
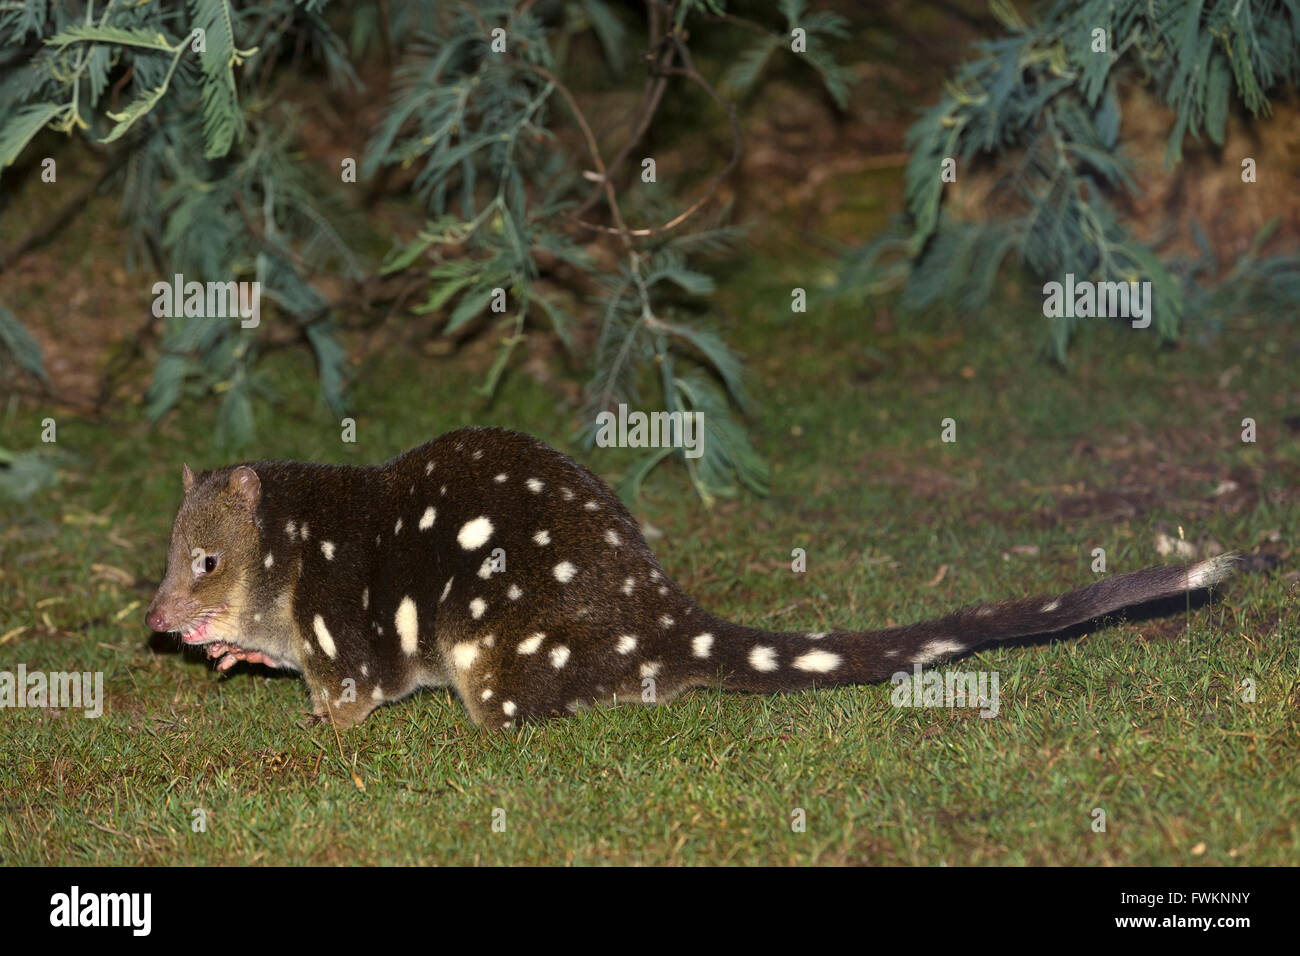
441, 626, 697, 731
440, 627, 616, 730
441, 632, 562, 731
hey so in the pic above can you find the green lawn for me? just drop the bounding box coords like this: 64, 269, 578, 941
2, 242, 1297, 865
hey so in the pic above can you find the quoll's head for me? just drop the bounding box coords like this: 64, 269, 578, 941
145, 464, 262, 644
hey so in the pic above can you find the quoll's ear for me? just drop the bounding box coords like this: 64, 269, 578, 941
227, 465, 262, 509
182, 463, 196, 493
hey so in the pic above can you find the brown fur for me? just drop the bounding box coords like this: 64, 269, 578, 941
146, 427, 1235, 730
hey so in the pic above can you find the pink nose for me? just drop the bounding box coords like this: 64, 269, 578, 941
146, 608, 170, 632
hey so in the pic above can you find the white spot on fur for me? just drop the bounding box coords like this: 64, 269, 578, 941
494, 473, 507, 483
659, 614, 674, 628
533, 530, 551, 546
507, 584, 523, 600
550, 645, 570, 669
472, 449, 483, 460
913, 639, 965, 665
616, 634, 637, 654
458, 516, 494, 550
361, 587, 369, 610
371, 685, 384, 701
299, 522, 309, 540
640, 661, 661, 678
1040, 598, 1061, 613
419, 506, 436, 530
285, 520, 296, 539
263, 552, 273, 568
561, 487, 574, 500
692, 633, 714, 658
657, 586, 668, 596
394, 517, 402, 534
553, 560, 576, 583
749, 646, 777, 672
481, 688, 493, 701
584, 500, 599, 511
312, 615, 337, 659
440, 577, 453, 602
502, 700, 517, 717
451, 642, 479, 670
806, 631, 828, 640
321, 541, 335, 560
469, 597, 487, 619
396, 597, 419, 655
526, 478, 544, 493
425, 461, 435, 475
793, 650, 842, 673
517, 633, 545, 655
622, 577, 635, 595
478, 557, 497, 579
605, 529, 622, 547
360, 663, 369, 677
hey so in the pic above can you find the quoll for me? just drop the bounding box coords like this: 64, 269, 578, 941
146, 427, 1235, 730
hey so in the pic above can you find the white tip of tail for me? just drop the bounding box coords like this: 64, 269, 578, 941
1185, 553, 1238, 590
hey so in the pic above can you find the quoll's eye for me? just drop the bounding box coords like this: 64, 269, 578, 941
203, 554, 218, 574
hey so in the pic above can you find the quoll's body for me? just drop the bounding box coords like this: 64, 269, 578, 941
146, 427, 1233, 730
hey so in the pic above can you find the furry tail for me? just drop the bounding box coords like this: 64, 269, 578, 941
697, 555, 1237, 693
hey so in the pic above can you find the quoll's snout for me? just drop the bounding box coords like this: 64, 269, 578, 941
146, 587, 193, 633
145, 606, 170, 632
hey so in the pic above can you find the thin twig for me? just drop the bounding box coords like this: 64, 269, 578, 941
572, 0, 675, 219
565, 34, 743, 239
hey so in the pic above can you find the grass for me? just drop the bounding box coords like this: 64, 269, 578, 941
2, 231, 1298, 865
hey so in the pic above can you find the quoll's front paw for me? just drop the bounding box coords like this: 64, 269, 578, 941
207, 641, 284, 672
303, 686, 379, 731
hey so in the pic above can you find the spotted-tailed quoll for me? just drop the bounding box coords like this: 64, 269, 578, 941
145, 427, 1236, 730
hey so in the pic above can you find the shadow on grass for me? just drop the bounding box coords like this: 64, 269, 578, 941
993, 587, 1225, 657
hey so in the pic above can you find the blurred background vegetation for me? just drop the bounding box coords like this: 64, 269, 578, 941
1, 0, 1297, 502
